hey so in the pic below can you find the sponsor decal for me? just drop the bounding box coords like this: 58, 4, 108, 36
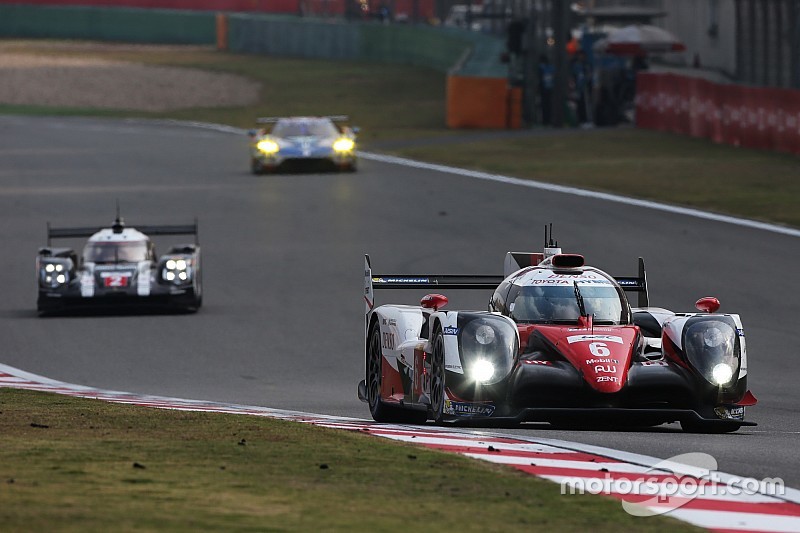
522, 360, 552, 366
381, 318, 397, 326
737, 328, 745, 337
444, 364, 463, 372
444, 399, 496, 417
715, 406, 745, 420
567, 335, 624, 345
568, 327, 615, 332
596, 376, 619, 383
594, 365, 617, 373
640, 360, 669, 367
373, 277, 430, 284
586, 359, 619, 365
443, 326, 459, 335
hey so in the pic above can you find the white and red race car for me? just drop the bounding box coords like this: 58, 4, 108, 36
358, 230, 756, 433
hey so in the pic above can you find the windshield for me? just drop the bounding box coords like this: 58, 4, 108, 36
272, 120, 338, 138
508, 284, 629, 324
83, 241, 149, 263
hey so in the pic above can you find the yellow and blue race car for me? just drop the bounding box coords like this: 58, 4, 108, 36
248, 116, 358, 174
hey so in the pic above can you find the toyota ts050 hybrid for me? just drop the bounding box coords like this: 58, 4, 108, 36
36, 216, 202, 315
358, 231, 756, 433
248, 115, 358, 174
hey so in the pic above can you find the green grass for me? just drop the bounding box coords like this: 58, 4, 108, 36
0, 389, 699, 532
2, 40, 798, 227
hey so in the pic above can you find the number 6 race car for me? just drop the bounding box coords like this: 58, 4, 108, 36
36, 215, 202, 315
358, 229, 757, 433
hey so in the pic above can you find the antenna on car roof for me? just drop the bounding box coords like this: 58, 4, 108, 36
112, 199, 125, 234
544, 223, 558, 248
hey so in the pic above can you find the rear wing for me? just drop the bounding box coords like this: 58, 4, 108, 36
365, 253, 650, 318
364, 254, 501, 315
47, 220, 199, 246
256, 115, 349, 124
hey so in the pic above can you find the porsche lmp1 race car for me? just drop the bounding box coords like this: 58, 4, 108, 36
36, 216, 202, 315
248, 115, 358, 174
358, 230, 757, 433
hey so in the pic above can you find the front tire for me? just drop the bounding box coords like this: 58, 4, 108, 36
680, 419, 741, 434
430, 327, 447, 424
251, 158, 264, 175
366, 321, 426, 424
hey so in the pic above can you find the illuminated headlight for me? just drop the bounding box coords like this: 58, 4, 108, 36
470, 360, 495, 383
475, 325, 496, 345
712, 363, 734, 385
257, 139, 280, 154
684, 318, 739, 387
333, 138, 355, 152
56, 274, 66, 284
162, 257, 192, 284
45, 263, 55, 273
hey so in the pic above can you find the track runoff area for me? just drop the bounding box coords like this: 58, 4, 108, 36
2, 363, 799, 532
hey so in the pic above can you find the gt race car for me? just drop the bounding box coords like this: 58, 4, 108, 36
359, 231, 756, 433
36, 216, 202, 315
248, 115, 358, 174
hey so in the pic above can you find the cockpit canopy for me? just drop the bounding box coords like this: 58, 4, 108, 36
272, 119, 338, 138
83, 241, 151, 264
495, 267, 632, 325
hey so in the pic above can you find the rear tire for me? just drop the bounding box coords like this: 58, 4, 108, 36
367, 321, 426, 424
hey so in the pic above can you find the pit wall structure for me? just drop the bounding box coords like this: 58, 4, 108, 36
0, 2, 520, 129
636, 72, 800, 155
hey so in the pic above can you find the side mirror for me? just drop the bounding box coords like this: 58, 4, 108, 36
695, 297, 720, 313
421, 293, 448, 311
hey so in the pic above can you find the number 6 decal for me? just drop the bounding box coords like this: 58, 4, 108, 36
589, 342, 611, 357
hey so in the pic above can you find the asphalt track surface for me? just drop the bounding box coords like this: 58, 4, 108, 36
1, 115, 798, 488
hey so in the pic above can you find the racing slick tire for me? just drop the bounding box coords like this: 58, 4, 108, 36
430, 326, 447, 425
366, 321, 426, 424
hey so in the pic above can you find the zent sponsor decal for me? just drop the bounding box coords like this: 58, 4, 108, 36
596, 376, 619, 383
443, 326, 459, 335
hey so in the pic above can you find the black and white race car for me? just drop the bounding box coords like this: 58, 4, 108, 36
36, 216, 201, 315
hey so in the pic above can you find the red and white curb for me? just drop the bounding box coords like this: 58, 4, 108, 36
2, 363, 799, 532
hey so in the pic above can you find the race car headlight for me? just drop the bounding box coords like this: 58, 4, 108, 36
162, 257, 193, 284
457, 315, 518, 386
470, 359, 495, 383
257, 139, 280, 154
40, 261, 70, 288
683, 317, 740, 387
711, 363, 734, 385
333, 138, 355, 152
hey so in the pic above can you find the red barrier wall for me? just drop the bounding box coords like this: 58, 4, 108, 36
635, 72, 800, 155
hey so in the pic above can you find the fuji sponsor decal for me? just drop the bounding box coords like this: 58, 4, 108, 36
567, 335, 624, 345
594, 365, 617, 373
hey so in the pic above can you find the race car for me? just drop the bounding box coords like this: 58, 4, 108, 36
248, 115, 358, 174
358, 229, 756, 433
36, 215, 202, 315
